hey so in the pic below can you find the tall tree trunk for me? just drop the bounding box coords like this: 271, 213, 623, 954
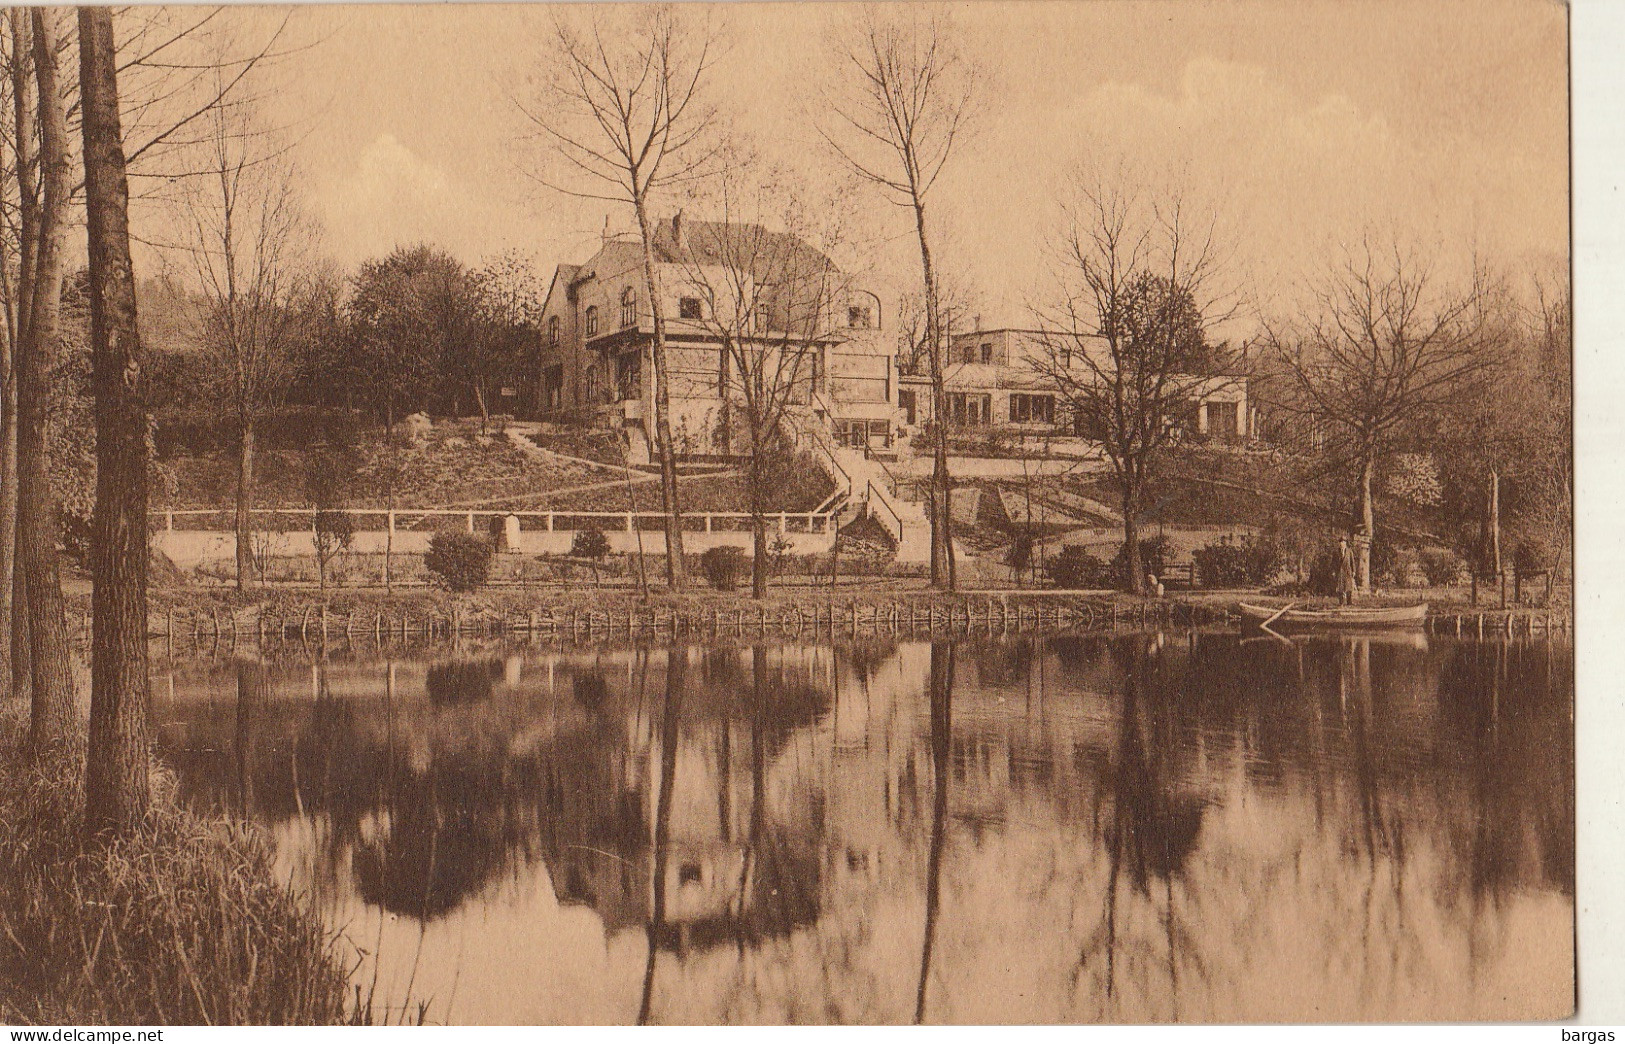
19, 8, 74, 750
752, 517, 768, 599
5, 9, 33, 703
1486, 467, 1501, 581
0, 323, 15, 688
1356, 448, 1376, 593
10, 574, 29, 703
913, 199, 955, 590
80, 5, 153, 836
235, 416, 257, 589
1121, 472, 1144, 595
631, 202, 686, 590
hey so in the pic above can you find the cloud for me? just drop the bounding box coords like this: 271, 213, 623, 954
314, 134, 488, 265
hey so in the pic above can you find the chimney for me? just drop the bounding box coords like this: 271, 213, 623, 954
601, 214, 612, 243
973, 314, 982, 333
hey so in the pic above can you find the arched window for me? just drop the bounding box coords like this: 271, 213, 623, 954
547, 315, 560, 349
584, 305, 599, 338
620, 286, 637, 328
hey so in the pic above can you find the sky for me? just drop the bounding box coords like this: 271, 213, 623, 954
213, 0, 1567, 328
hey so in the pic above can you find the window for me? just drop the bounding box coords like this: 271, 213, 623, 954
547, 315, 560, 349
1205, 400, 1240, 439
620, 287, 637, 328
679, 296, 702, 320
754, 304, 772, 332
979, 342, 993, 364
1009, 393, 1055, 425
958, 345, 976, 365
847, 304, 873, 329
946, 392, 991, 426
584, 305, 599, 338
614, 351, 641, 399
898, 388, 917, 425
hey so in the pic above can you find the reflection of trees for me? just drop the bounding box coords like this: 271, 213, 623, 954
1070, 635, 1207, 1020
915, 642, 954, 1023
151, 631, 1573, 1023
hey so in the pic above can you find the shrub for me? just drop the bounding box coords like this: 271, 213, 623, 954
700, 545, 747, 591
1420, 547, 1467, 586
570, 526, 610, 562
1109, 535, 1171, 587
1047, 545, 1112, 589
1192, 534, 1283, 588
424, 531, 494, 592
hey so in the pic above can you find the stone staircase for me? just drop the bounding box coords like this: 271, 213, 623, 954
788, 401, 932, 562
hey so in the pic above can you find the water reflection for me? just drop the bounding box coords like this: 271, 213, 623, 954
153, 632, 1573, 1024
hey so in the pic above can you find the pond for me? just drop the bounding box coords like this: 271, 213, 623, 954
152, 631, 1574, 1024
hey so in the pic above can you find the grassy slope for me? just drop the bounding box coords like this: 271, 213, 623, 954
157, 421, 831, 514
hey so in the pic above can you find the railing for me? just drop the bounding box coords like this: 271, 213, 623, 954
865, 479, 906, 544
150, 507, 840, 536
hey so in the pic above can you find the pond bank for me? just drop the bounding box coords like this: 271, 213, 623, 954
136, 589, 1224, 646
0, 707, 365, 1024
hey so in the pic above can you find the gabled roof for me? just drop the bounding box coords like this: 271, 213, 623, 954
649, 216, 834, 281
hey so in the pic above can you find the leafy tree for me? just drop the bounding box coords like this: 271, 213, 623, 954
570, 525, 610, 587
344, 245, 478, 426
466, 251, 546, 427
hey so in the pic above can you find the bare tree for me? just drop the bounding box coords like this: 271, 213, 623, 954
1031, 171, 1236, 595
80, 4, 152, 836
669, 174, 852, 597
177, 87, 313, 590
821, 6, 981, 590
517, 4, 727, 591
1263, 240, 1491, 592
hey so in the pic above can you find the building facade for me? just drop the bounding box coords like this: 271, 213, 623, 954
536, 215, 897, 460
896, 326, 1252, 442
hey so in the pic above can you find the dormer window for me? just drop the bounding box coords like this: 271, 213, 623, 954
620, 286, 637, 328
847, 304, 873, 329
547, 315, 560, 349
958, 345, 976, 364
679, 296, 702, 321
584, 305, 599, 338
980, 342, 993, 364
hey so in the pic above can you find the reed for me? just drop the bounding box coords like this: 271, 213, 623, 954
0, 706, 365, 1025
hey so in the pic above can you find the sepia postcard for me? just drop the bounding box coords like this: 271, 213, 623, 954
0, 0, 1577, 1028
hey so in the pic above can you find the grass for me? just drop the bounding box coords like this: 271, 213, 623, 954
0, 705, 366, 1025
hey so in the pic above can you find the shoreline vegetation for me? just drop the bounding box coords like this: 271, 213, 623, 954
0, 704, 369, 1025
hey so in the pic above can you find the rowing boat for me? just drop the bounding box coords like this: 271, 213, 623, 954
1237, 601, 1429, 630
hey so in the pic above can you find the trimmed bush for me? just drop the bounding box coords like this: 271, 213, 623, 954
424, 530, 494, 592
700, 545, 747, 591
